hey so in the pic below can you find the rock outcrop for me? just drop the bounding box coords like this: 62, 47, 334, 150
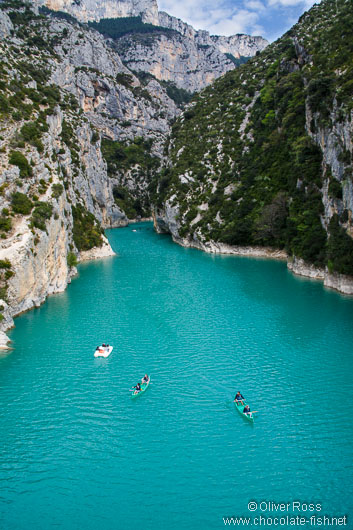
0, 10, 13, 38
112, 11, 268, 92
33, 0, 160, 24
31, 0, 268, 92
288, 257, 353, 295
115, 31, 237, 92
158, 11, 268, 59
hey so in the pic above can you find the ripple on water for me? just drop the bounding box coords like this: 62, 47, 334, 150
1, 223, 353, 529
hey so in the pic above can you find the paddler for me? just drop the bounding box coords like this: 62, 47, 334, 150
141, 374, 149, 383
243, 404, 251, 416
234, 391, 245, 404
134, 382, 141, 393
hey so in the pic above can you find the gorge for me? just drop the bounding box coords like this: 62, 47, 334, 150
0, 0, 352, 349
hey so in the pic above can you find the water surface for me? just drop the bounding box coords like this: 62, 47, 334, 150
1, 223, 353, 529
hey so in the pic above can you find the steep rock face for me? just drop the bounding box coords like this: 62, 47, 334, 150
0, 4, 163, 336
31, 1, 268, 92
114, 12, 268, 92
0, 10, 13, 38
158, 12, 268, 59
210, 34, 269, 59
48, 19, 177, 147
307, 104, 353, 235
115, 31, 236, 92
33, 0, 159, 24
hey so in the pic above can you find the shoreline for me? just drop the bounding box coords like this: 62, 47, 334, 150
0, 236, 116, 350
0, 218, 152, 349
166, 232, 353, 296
2, 221, 353, 350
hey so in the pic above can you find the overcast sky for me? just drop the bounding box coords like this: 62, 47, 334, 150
158, 0, 320, 42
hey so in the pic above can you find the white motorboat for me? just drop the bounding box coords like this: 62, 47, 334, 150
94, 345, 113, 358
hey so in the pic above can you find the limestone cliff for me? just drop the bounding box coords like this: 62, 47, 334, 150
106, 11, 268, 92
30, 0, 268, 91
0, 2, 176, 342
158, 11, 268, 59
33, 0, 159, 24
114, 30, 236, 92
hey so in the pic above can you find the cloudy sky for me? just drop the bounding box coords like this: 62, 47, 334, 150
158, 0, 320, 42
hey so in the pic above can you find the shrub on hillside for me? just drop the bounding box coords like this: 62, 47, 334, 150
9, 151, 33, 178
11, 192, 33, 214
72, 204, 103, 251
30, 202, 53, 231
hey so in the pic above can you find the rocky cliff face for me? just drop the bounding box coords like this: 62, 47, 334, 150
158, 11, 268, 59
0, 2, 179, 341
115, 31, 236, 92
33, 0, 160, 24
107, 11, 268, 92
31, 0, 268, 91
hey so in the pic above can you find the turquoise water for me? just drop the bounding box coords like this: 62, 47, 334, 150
1, 222, 353, 529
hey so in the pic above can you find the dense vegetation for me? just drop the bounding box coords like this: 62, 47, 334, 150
101, 137, 160, 217
88, 17, 176, 40
156, 0, 353, 274
72, 205, 103, 251
129, 71, 193, 107
160, 81, 193, 107
101, 137, 159, 175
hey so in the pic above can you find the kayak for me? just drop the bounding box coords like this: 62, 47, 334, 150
131, 378, 150, 399
234, 400, 254, 423
94, 345, 113, 358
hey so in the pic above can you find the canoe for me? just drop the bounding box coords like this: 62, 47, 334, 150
234, 400, 254, 423
94, 345, 113, 358
131, 378, 150, 399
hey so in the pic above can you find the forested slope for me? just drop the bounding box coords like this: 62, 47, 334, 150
154, 0, 353, 276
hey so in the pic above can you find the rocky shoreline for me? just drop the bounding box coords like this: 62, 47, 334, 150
287, 257, 353, 296
0, 235, 116, 350
162, 229, 353, 296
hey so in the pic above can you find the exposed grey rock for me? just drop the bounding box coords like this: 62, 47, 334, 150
0, 10, 13, 39
32, 0, 159, 24
30, 0, 268, 92
158, 11, 268, 58
49, 18, 177, 147
115, 12, 268, 92
0, 330, 11, 350
288, 257, 353, 295
115, 31, 236, 92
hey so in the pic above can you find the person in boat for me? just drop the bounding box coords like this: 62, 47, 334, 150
234, 391, 245, 404
142, 374, 149, 384
243, 404, 251, 416
134, 382, 141, 393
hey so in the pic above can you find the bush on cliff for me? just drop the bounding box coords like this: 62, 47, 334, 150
30, 202, 53, 231
9, 151, 33, 178
11, 192, 33, 215
67, 252, 78, 268
327, 216, 353, 276
0, 216, 12, 232
72, 204, 103, 251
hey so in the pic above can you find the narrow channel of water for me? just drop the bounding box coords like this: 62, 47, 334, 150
1, 223, 352, 529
